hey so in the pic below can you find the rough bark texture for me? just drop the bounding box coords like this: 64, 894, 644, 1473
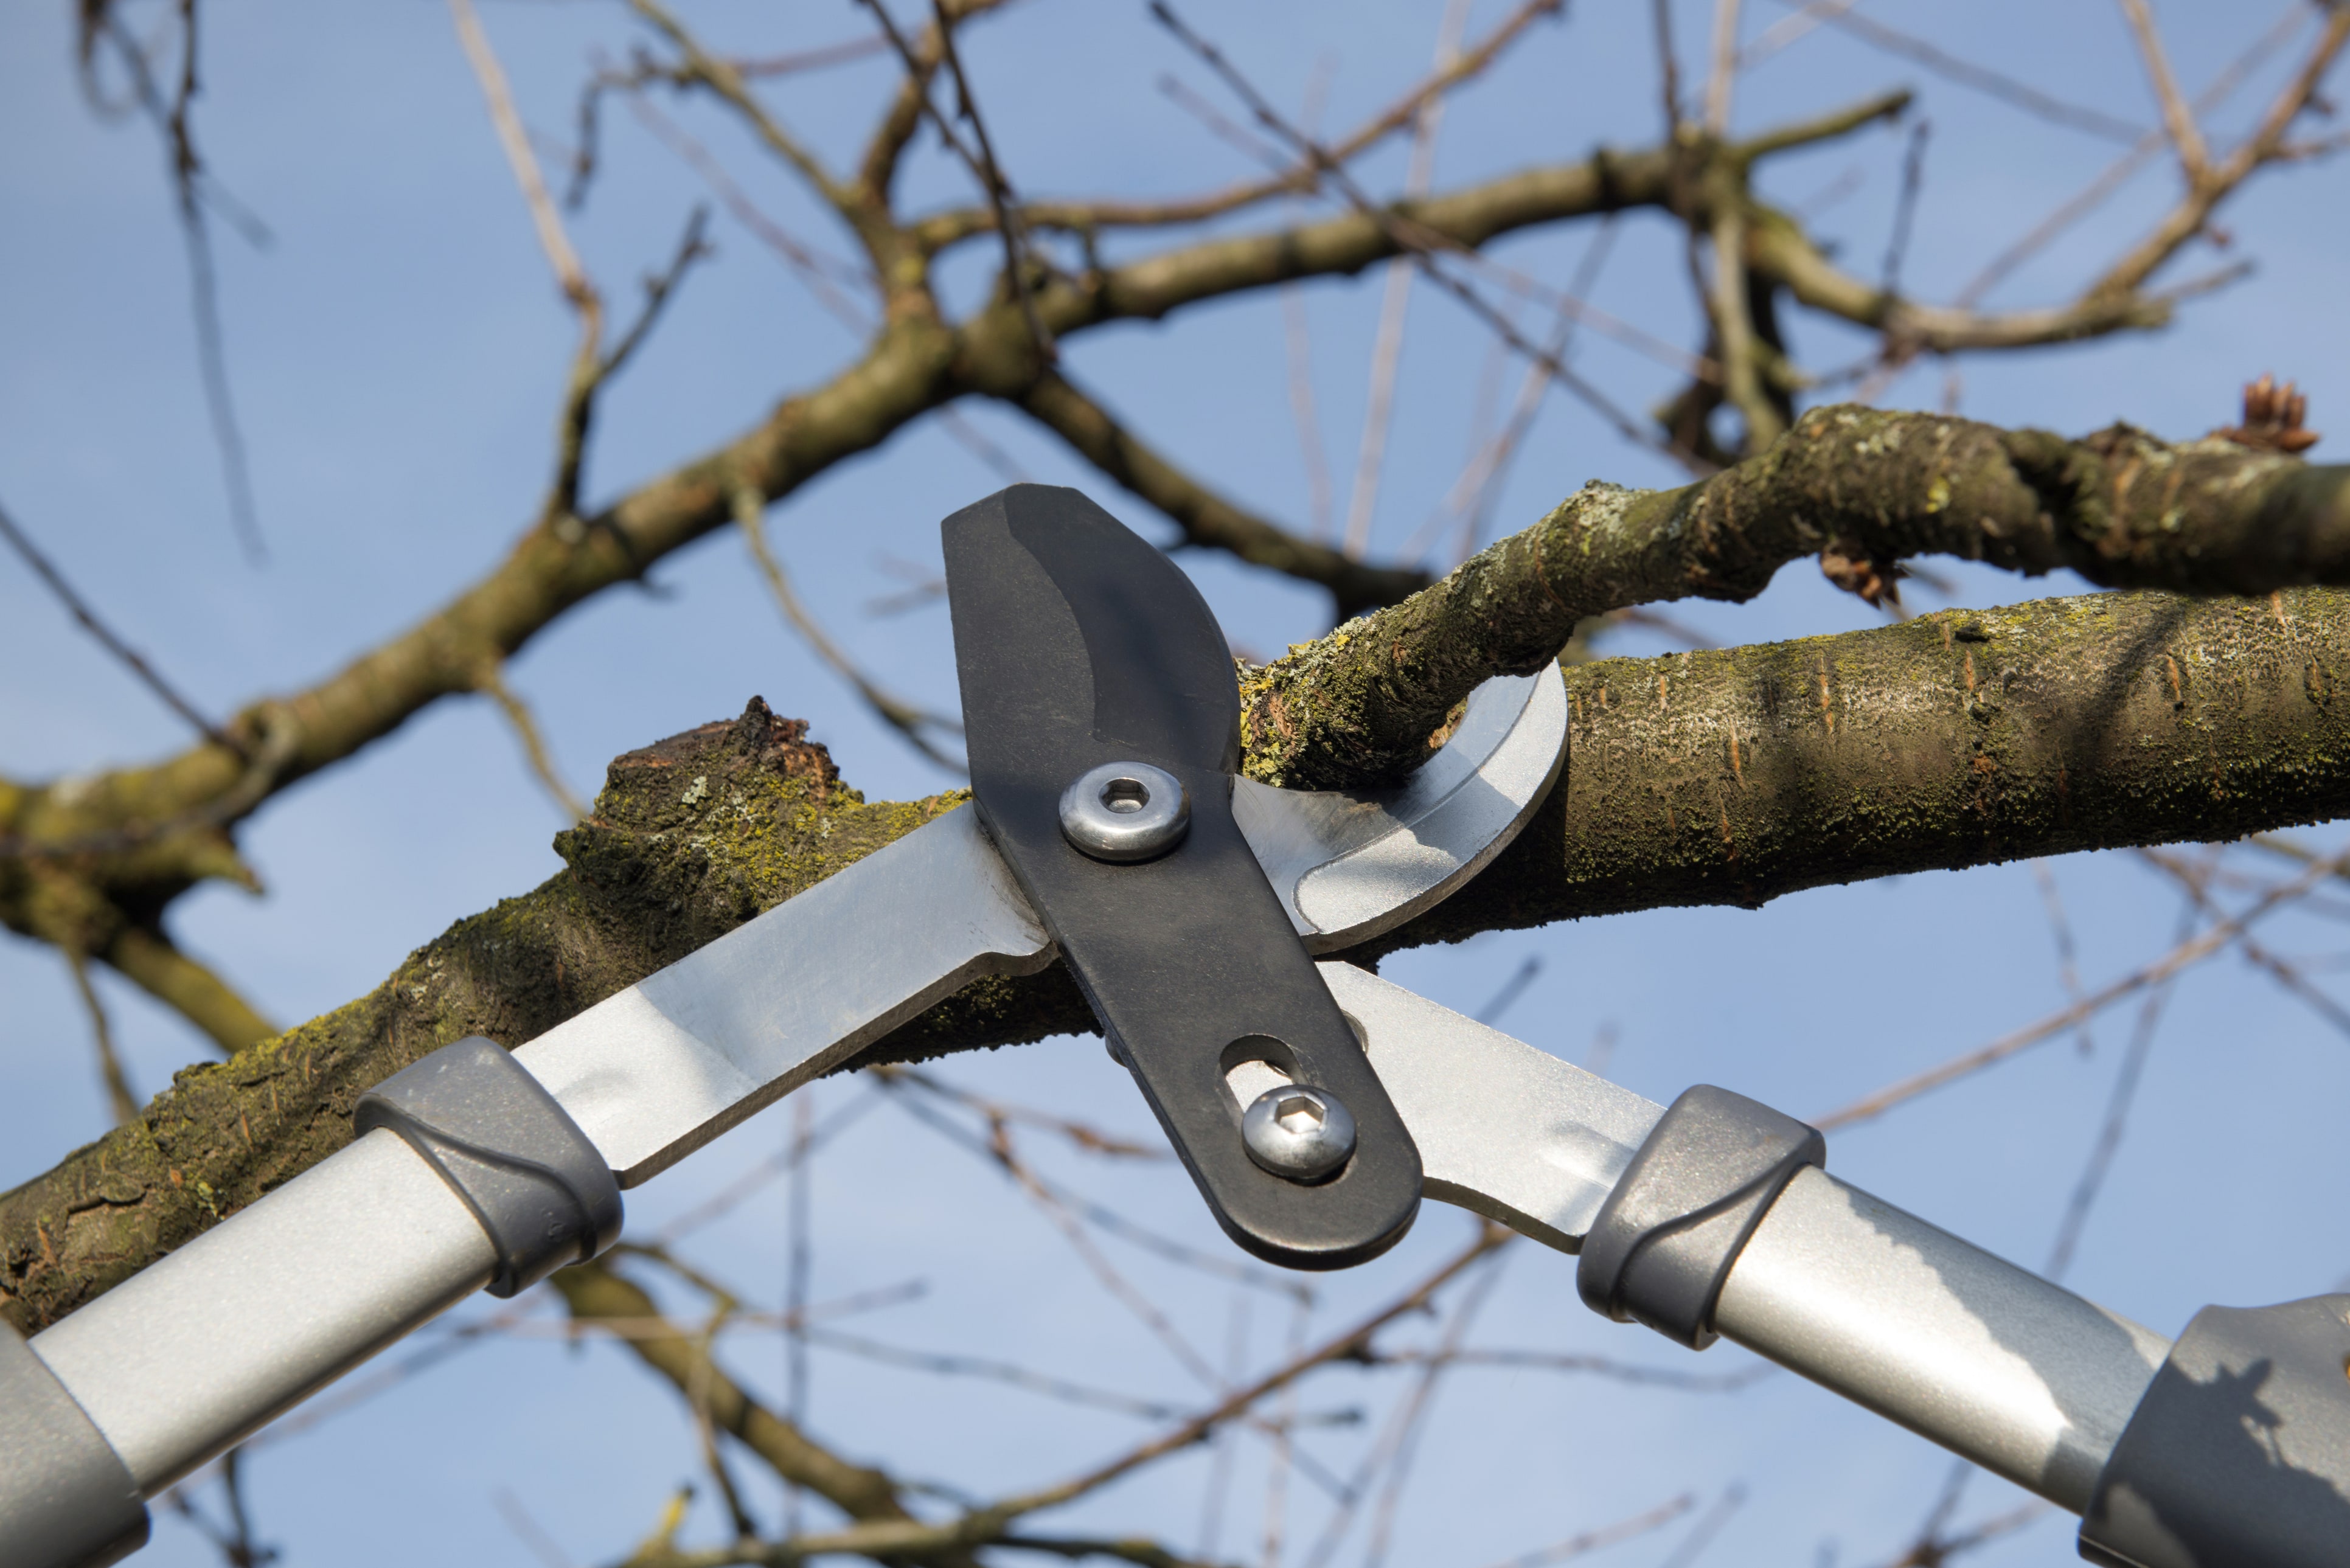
10, 586, 2349, 1333
1240, 407, 2350, 789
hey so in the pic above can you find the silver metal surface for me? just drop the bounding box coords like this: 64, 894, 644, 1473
1318, 962, 1663, 1250
515, 805, 1055, 1184
1235, 668, 1568, 953
1059, 760, 1191, 862
1712, 1166, 2170, 1513
1327, 960, 2165, 1516
30, 1131, 497, 1494
1240, 1084, 1357, 1181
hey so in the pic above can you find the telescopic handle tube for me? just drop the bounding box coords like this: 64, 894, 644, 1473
27, 1128, 498, 1499
1709, 1165, 2171, 1513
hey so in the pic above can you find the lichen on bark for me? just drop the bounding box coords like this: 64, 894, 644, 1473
1241, 407, 2350, 790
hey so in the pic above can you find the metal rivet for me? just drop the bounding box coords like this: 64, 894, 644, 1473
1241, 1084, 1355, 1183
1059, 761, 1190, 862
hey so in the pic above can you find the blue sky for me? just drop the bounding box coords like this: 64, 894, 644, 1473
5, 2, 2350, 1566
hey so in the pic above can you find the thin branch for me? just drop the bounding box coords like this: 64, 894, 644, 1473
1880, 118, 1930, 299
65, 950, 140, 1125
2116, 0, 2209, 175
926, 0, 1055, 361
1774, 0, 2149, 142
602, 204, 717, 382
2085, 2, 2350, 300
784, 1091, 813, 1536
655, 1090, 883, 1245
450, 0, 613, 532
1816, 844, 2350, 1130
923, 0, 1564, 241
0, 494, 232, 749
473, 661, 591, 824
1471, 1494, 1700, 1568
1737, 0, 1860, 69
450, 0, 590, 304
1955, 4, 2305, 308
1343, 0, 1471, 560
621, 95, 871, 333
732, 484, 967, 773
1146, 0, 1703, 469
622, 0, 864, 226
1703, 0, 1742, 133
85, 2, 266, 561
987, 1225, 1510, 1521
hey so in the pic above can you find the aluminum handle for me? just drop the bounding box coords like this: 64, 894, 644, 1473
27, 1129, 496, 1494
1712, 1166, 2171, 1513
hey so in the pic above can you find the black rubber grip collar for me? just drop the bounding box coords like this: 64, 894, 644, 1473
356, 1037, 623, 1297
1576, 1085, 1824, 1351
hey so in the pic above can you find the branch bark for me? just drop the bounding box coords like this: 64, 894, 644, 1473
12, 580, 2350, 1333
1239, 405, 2350, 789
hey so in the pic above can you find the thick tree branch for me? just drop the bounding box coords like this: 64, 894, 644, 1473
13, 581, 2350, 1331
1240, 405, 2350, 789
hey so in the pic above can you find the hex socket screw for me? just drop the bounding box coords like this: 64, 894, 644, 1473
1059, 761, 1190, 862
1241, 1084, 1356, 1182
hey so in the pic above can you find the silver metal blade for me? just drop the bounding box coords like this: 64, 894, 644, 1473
1234, 667, 1566, 953
515, 805, 1054, 1185
1316, 961, 1663, 1252
516, 668, 1570, 1189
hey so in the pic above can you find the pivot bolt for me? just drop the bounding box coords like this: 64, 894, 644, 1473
1242, 1084, 1355, 1183
1059, 761, 1190, 862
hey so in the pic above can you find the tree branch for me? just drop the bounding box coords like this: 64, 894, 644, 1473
14, 577, 2350, 1330
1008, 371, 1430, 617
1239, 405, 2350, 789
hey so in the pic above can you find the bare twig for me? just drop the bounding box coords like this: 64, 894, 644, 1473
934, 407, 1031, 484
1472, 1494, 1700, 1568
1818, 845, 2350, 1130
64, 950, 140, 1125
1147, 0, 1700, 469
732, 485, 966, 772
473, 661, 590, 823
1737, 0, 1860, 69
926, 0, 1055, 361
2030, 860, 2095, 1056
623, 0, 863, 223
990, 1224, 1509, 1519
1703, 0, 1743, 133
1880, 118, 1930, 299
0, 495, 232, 749
784, 1090, 815, 1536
1354, 1246, 1510, 1568
1343, 0, 1471, 560
451, 0, 589, 305
622, 87, 874, 330
955, 0, 1563, 238
1770, 0, 2148, 142
495, 1490, 577, 1568
1954, 4, 2304, 309
857, 0, 1055, 358
82, 2, 266, 561
2117, 0, 2209, 175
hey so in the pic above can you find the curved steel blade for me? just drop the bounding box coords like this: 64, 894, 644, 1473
515, 667, 1566, 1190
1235, 666, 1567, 952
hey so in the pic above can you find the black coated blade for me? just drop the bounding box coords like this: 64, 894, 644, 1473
944, 485, 1421, 1270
